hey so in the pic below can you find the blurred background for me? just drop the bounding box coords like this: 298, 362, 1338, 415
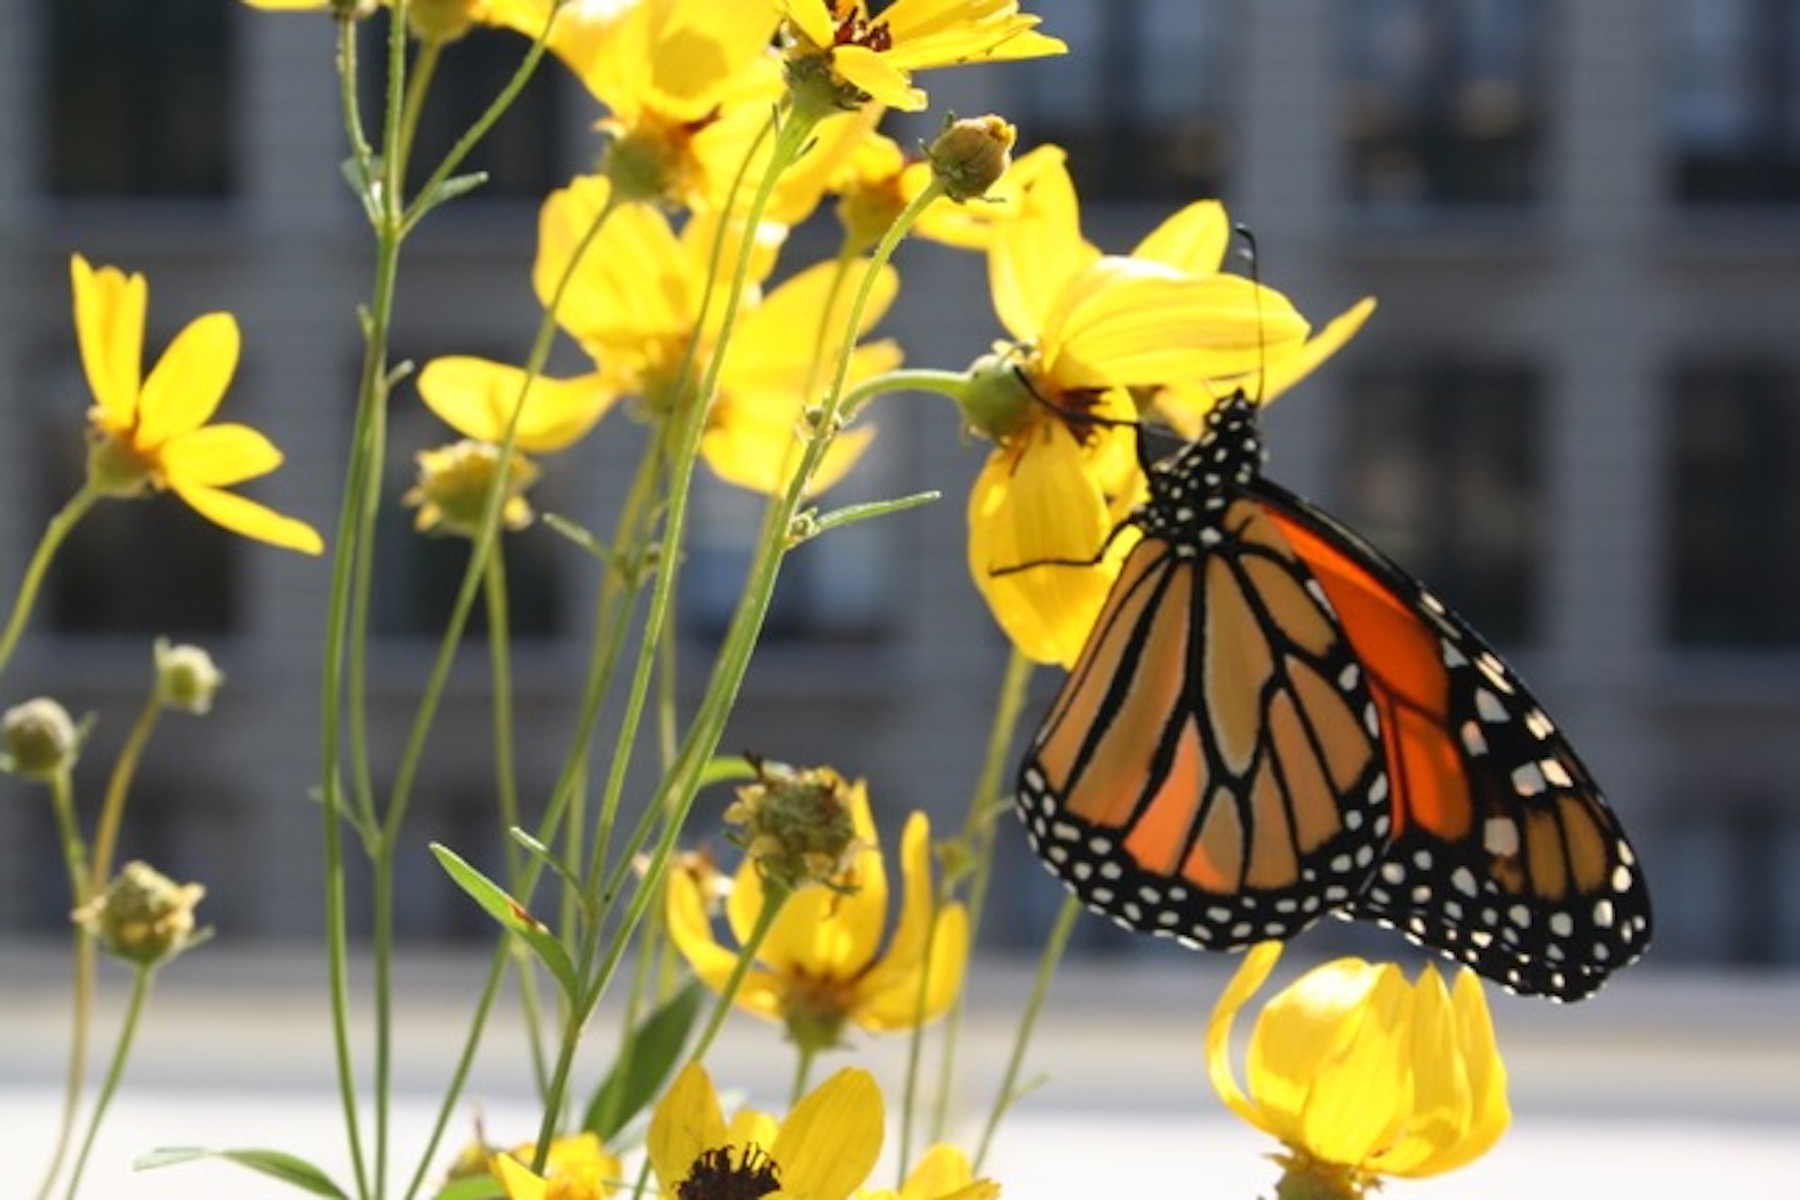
2, 0, 1800, 981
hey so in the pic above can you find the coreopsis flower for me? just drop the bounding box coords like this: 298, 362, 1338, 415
490, 1132, 621, 1200
959, 159, 1311, 665
1208, 943, 1510, 1200
779, 0, 1066, 112
647, 1063, 883, 1200
153, 639, 224, 715
72, 255, 323, 555
538, 178, 899, 496
74, 861, 208, 967
668, 781, 969, 1052
0, 698, 81, 781
723, 761, 864, 894
854, 1143, 998, 1200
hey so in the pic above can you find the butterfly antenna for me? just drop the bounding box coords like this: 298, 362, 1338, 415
1234, 222, 1267, 408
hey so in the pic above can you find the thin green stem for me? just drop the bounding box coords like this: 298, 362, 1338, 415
90, 693, 161, 894
973, 894, 1081, 1173
33, 769, 90, 1200
393, 36, 442, 184
840, 367, 974, 421
790, 1043, 818, 1108
687, 883, 788, 1067
62, 965, 155, 1200
484, 546, 522, 873
931, 648, 1035, 1141
0, 484, 101, 681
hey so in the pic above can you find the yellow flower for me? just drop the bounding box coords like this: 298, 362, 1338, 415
491, 1132, 622, 1200
1208, 943, 1511, 1199
962, 160, 1308, 665
780, 0, 1066, 112
668, 784, 968, 1052
854, 1144, 998, 1200
648, 1062, 883, 1200
417, 356, 616, 454
539, 177, 898, 496
72, 255, 323, 555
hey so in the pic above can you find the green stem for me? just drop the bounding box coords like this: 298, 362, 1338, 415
0, 484, 101, 681
484, 545, 522, 874
33, 768, 91, 1200
931, 648, 1035, 1142
973, 894, 1080, 1173
393, 36, 442, 186
687, 882, 788, 1067
62, 964, 156, 1200
89, 693, 161, 893
840, 367, 974, 421
791, 1043, 818, 1108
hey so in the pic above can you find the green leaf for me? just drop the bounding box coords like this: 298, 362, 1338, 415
506, 826, 582, 897
432, 1176, 506, 1200
582, 980, 705, 1141
698, 755, 758, 790
807, 490, 941, 541
430, 843, 581, 1002
135, 1147, 349, 1198
421, 170, 490, 210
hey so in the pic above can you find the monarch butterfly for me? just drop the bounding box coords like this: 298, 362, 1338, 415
1015, 390, 1652, 1000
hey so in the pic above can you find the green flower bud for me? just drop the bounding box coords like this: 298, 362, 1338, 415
724, 760, 862, 895
155, 639, 224, 715
926, 115, 1016, 203
75, 861, 208, 967
403, 439, 540, 538
1, 698, 81, 781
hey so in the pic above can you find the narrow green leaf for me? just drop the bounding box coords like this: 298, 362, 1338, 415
698, 755, 758, 790
135, 1147, 350, 1198
582, 980, 705, 1141
506, 826, 582, 896
432, 1176, 506, 1200
421, 170, 490, 210
809, 490, 941, 540
430, 843, 581, 1002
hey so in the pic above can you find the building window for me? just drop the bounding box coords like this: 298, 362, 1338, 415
360, 19, 567, 201
45, 0, 233, 196
1340, 362, 1541, 644
1340, 0, 1543, 208
996, 0, 1229, 202
1667, 0, 1800, 203
1669, 364, 1800, 646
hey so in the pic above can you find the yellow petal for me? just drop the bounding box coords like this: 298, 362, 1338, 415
136, 312, 241, 449
770, 1068, 884, 1200
756, 788, 889, 981
667, 863, 755, 995
418, 357, 616, 453
1371, 965, 1470, 1177
850, 812, 968, 1029
986, 157, 1094, 341
158, 423, 284, 487
894, 1144, 993, 1200
780, 0, 837, 49
701, 416, 877, 499
729, 260, 898, 389
1283, 966, 1413, 1168
70, 254, 146, 431
490, 1152, 548, 1200
1245, 957, 1388, 1136
728, 1107, 779, 1152
648, 1062, 731, 1194
172, 483, 324, 555
965, 428, 1126, 667
1132, 199, 1230, 276
1205, 941, 1285, 1139
1401, 968, 1509, 1176
1043, 264, 1308, 391
828, 44, 926, 110
649, 0, 781, 116
1258, 296, 1377, 402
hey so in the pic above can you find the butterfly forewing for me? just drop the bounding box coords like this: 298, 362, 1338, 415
1259, 482, 1653, 1000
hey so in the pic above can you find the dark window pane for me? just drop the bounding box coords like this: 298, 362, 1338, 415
360, 18, 565, 200
1341, 362, 1540, 643
1341, 0, 1542, 207
1669, 365, 1800, 644
46, 0, 232, 196
997, 0, 1229, 202
1666, 0, 1800, 203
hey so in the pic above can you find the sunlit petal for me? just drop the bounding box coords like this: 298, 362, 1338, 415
986, 158, 1093, 341
136, 312, 240, 448
418, 357, 616, 453
172, 483, 324, 555
71, 254, 146, 430
648, 1062, 731, 1194
1205, 941, 1286, 1138
158, 423, 283, 487
769, 1068, 883, 1200
1132, 199, 1230, 276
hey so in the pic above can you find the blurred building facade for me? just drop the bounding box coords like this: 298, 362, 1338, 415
3, 0, 1799, 966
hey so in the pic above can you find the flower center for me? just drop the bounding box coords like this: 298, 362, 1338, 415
831, 3, 893, 52
677, 1144, 782, 1200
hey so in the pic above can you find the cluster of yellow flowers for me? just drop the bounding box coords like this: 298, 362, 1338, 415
9, 3, 1523, 1199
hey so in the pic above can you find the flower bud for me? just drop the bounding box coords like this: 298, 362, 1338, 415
724, 760, 862, 895
86, 427, 154, 499
959, 348, 1040, 443
926, 115, 1016, 203
1, 698, 81, 781
155, 639, 224, 715
404, 439, 540, 538
406, 0, 478, 43
74, 861, 208, 967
